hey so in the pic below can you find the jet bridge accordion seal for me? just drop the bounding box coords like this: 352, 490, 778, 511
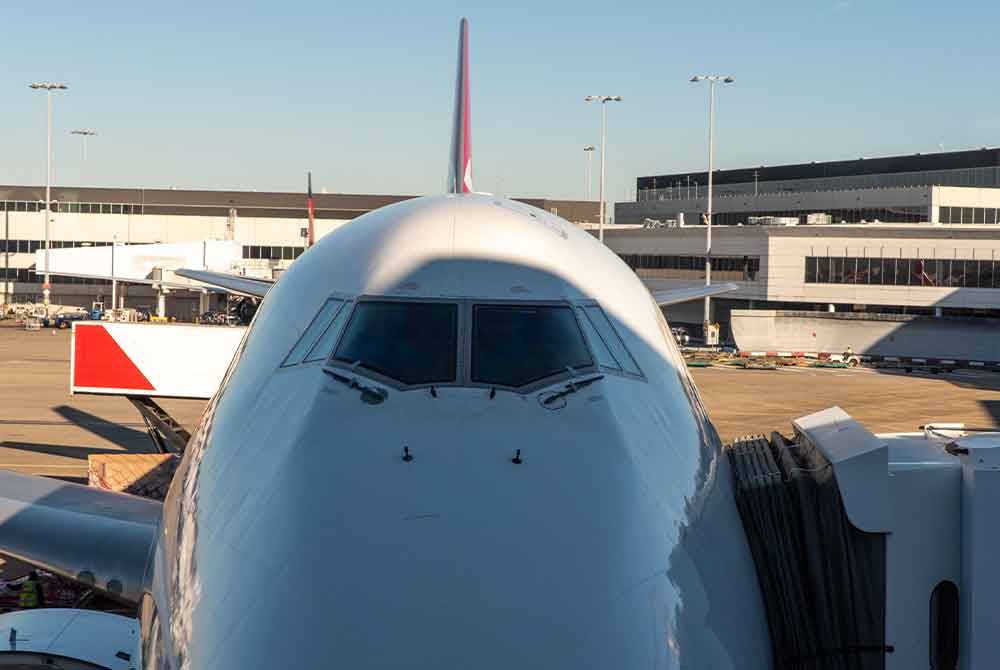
726, 433, 891, 670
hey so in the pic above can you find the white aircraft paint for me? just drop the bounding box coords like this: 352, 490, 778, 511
142, 192, 771, 668
0, 609, 137, 669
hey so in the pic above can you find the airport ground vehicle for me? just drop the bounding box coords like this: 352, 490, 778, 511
198, 310, 239, 325
45, 312, 89, 329
828, 351, 862, 366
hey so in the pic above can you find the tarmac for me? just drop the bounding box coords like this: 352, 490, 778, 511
692, 363, 1000, 442
0, 321, 204, 481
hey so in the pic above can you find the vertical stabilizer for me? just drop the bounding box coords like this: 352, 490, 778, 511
447, 18, 472, 194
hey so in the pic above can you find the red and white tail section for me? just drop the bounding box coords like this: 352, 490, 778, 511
447, 17, 473, 194
71, 322, 246, 399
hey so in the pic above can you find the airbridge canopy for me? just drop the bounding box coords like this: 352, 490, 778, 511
34, 240, 241, 288
727, 419, 888, 669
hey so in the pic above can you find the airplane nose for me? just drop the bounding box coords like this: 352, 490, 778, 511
172, 384, 764, 670
178, 382, 768, 669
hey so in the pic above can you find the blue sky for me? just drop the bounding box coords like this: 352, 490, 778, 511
2, 1, 998, 203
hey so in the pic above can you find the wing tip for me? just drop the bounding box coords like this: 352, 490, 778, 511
650, 282, 740, 306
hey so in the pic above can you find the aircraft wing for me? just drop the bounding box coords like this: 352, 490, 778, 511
174, 269, 273, 298
0, 469, 161, 605
650, 282, 739, 306
25, 272, 241, 295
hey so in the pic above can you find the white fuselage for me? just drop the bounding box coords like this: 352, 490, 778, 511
141, 194, 771, 668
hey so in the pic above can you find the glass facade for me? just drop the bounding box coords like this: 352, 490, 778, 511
0, 200, 144, 214
938, 206, 1000, 224
697, 207, 926, 226
639, 164, 1000, 201
0, 239, 118, 253
242, 245, 305, 260
635, 150, 1000, 226
618, 254, 760, 281
804, 256, 1000, 289
0, 267, 111, 284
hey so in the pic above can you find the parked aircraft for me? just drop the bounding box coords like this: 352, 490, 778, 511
0, 18, 761, 669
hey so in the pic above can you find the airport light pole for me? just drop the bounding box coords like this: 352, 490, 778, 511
71, 130, 97, 184
690, 75, 734, 342
111, 235, 118, 312
583, 145, 595, 200
30, 82, 68, 306
584, 95, 622, 243
3, 210, 8, 308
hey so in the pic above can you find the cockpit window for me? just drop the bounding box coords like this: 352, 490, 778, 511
576, 307, 620, 370
303, 301, 352, 363
579, 305, 641, 376
282, 298, 346, 367
332, 301, 458, 385
471, 304, 593, 388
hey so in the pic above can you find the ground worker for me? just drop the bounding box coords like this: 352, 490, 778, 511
18, 571, 44, 609
842, 345, 860, 367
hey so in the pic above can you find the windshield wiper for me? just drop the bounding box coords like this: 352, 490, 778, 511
323, 367, 388, 405
541, 374, 604, 406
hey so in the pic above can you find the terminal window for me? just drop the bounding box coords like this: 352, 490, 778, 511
618, 254, 760, 281
939, 206, 999, 224
0, 268, 110, 285
805, 256, 999, 289
1, 239, 145, 253
243, 245, 305, 260
0, 201, 143, 215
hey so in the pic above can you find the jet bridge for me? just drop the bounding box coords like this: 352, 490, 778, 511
70, 321, 245, 399
729, 407, 999, 670
70, 321, 246, 453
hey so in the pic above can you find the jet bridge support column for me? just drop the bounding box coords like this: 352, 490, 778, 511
956, 437, 1000, 669
156, 288, 167, 318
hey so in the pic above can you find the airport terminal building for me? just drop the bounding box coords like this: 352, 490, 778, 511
616, 148, 1000, 226
608, 149, 1000, 335
0, 186, 597, 316
605, 223, 1000, 328
5, 148, 1000, 337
